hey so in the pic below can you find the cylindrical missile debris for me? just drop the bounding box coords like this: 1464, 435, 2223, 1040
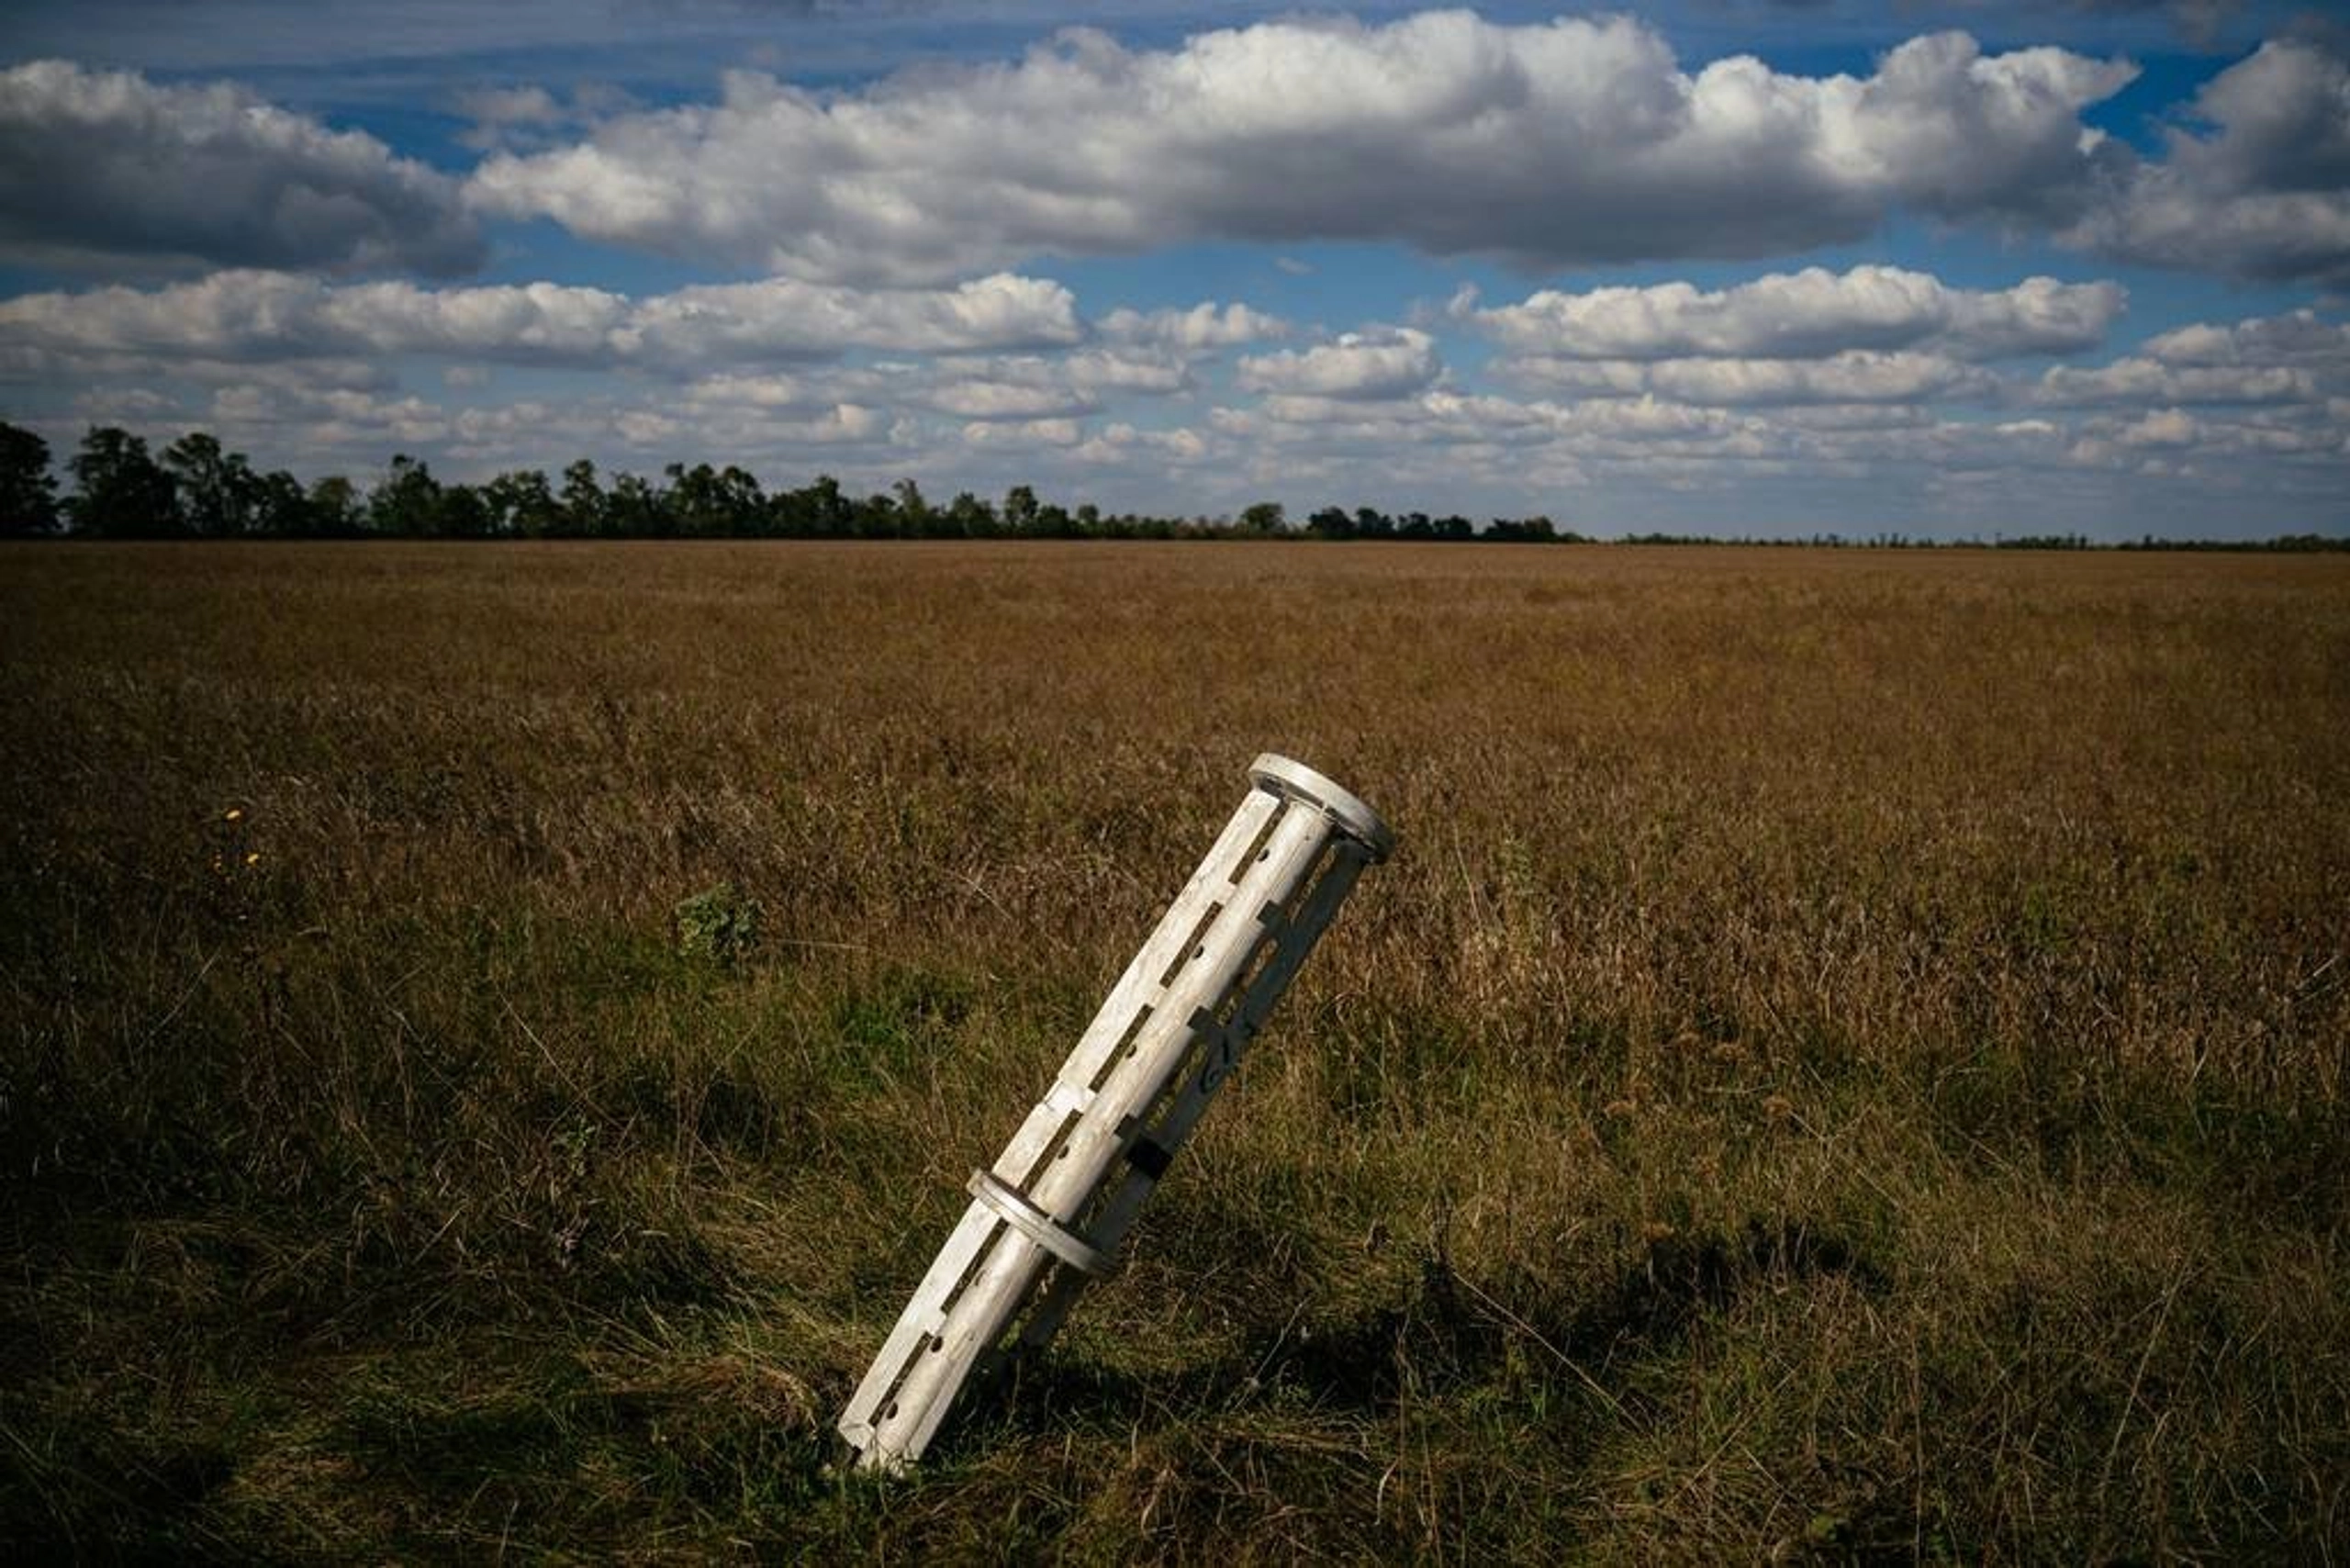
836, 754, 1393, 1471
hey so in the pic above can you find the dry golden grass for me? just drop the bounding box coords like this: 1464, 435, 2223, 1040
3, 540, 2346, 1559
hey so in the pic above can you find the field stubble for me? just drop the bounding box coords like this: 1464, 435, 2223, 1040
2, 540, 2345, 1560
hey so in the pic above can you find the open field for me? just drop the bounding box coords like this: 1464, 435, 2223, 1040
3, 540, 2347, 1560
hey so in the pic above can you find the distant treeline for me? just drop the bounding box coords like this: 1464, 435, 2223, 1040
2, 422, 2343, 550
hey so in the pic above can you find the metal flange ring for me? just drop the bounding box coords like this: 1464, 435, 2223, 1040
967, 1170, 1113, 1276
1248, 753, 1396, 862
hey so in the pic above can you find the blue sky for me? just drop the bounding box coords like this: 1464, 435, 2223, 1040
3, 1, 2346, 536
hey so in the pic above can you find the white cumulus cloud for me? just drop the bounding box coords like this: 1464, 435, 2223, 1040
463, 15, 2137, 284
1673, 353, 1989, 405
0, 61, 483, 275
1237, 327, 1440, 400
2034, 308, 2350, 407
2140, 308, 2350, 368
1096, 301, 1288, 350
2117, 408, 2202, 447
2033, 358, 2317, 406
1472, 266, 2124, 362
0, 268, 1084, 370
2067, 39, 2350, 286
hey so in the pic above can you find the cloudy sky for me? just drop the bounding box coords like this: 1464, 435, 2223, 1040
2, 1, 2346, 537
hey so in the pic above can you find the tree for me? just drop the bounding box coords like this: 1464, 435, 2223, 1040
368, 454, 443, 536
483, 468, 561, 537
1306, 505, 1353, 539
0, 420, 59, 535
248, 468, 312, 535
307, 476, 363, 536
559, 459, 606, 537
717, 465, 766, 534
1240, 500, 1287, 532
773, 474, 850, 536
661, 461, 763, 537
162, 431, 260, 536
1486, 515, 1561, 543
946, 489, 997, 537
1002, 483, 1041, 534
853, 490, 900, 539
65, 427, 179, 537
666, 463, 722, 537
891, 477, 939, 536
666, 463, 711, 537
437, 482, 493, 539
604, 470, 669, 536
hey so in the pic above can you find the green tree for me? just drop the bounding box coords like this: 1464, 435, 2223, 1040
1002, 484, 1041, 534
717, 465, 765, 534
946, 489, 997, 537
437, 483, 493, 539
1484, 514, 1561, 543
853, 490, 901, 539
0, 420, 59, 535
559, 459, 606, 537
367, 454, 443, 536
892, 477, 937, 536
604, 471, 670, 536
1240, 500, 1287, 532
65, 427, 179, 537
483, 469, 561, 537
770, 475, 846, 536
162, 431, 260, 537
665, 463, 717, 537
664, 462, 760, 537
248, 468, 312, 535
307, 476, 363, 536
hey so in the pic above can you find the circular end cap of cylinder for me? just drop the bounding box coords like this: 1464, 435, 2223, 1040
1249, 754, 1396, 862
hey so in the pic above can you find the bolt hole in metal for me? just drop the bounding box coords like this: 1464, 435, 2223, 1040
835, 755, 1393, 1470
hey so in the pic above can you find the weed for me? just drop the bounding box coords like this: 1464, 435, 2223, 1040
672, 881, 762, 966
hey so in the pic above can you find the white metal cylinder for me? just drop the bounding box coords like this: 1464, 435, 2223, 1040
836, 754, 1393, 1471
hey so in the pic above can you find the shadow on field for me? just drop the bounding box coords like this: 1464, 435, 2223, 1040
990, 1217, 1886, 1438
1272, 1219, 1886, 1415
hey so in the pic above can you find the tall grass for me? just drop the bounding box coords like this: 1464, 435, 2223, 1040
3, 541, 2345, 1558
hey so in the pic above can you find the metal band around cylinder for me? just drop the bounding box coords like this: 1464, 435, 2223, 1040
966, 1170, 1113, 1277
1249, 753, 1396, 862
